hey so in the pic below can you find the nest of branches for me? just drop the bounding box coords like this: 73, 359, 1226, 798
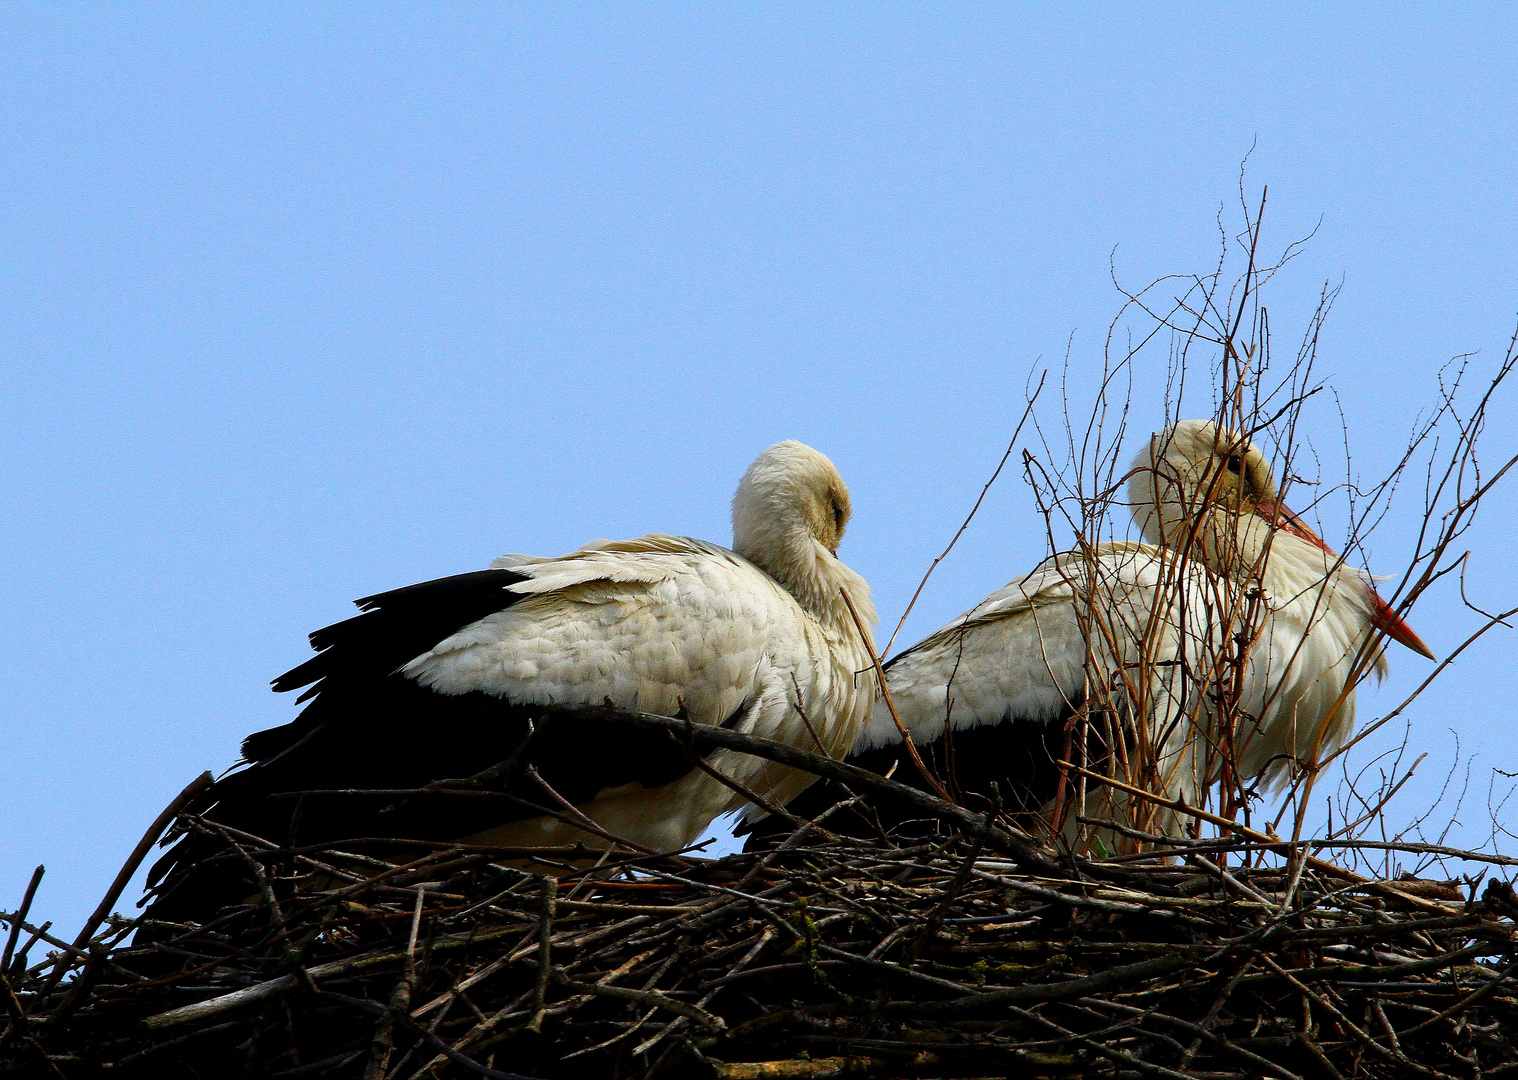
4, 727, 1518, 1080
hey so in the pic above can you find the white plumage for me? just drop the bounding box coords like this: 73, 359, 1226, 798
444, 455, 881, 848
147, 440, 876, 921
855, 542, 1219, 834
752, 420, 1431, 845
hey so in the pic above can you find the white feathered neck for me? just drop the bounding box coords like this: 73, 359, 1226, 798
731, 440, 877, 636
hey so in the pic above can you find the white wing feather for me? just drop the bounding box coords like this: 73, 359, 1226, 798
867, 543, 1222, 833
400, 534, 873, 849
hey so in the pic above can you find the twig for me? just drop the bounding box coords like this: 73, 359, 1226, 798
42, 771, 213, 994
362, 886, 425, 1080
551, 972, 726, 1031
883, 371, 1045, 656
840, 586, 952, 803
527, 875, 556, 1033
1, 867, 44, 974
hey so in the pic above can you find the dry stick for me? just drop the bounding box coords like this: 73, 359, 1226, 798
94, 793, 1518, 1070
1176, 958, 1259, 1072
537, 954, 688, 1063
412, 991, 536, 1079
1189, 854, 1277, 907
879, 949, 1201, 1014
1001, 1001, 1206, 1080
142, 924, 528, 1030
41, 770, 214, 994
8, 921, 53, 979
527, 876, 557, 1033
133, 808, 1518, 1069
551, 973, 726, 1032
409, 947, 515, 1021
1244, 942, 1495, 988
883, 372, 1045, 657
646, 926, 776, 1054
839, 586, 952, 804
1088, 826, 1518, 873
363, 886, 426, 1080
46, 943, 107, 1028
3, 917, 87, 976
1056, 759, 1457, 913
788, 673, 829, 754
393, 886, 428, 1070
1, 866, 44, 973
201, 821, 287, 928
110, 1020, 249, 1069
711, 1059, 889, 1080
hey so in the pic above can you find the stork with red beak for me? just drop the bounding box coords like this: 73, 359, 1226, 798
1133, 419, 1432, 790
742, 419, 1432, 847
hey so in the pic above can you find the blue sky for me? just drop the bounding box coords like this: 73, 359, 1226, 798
3, 5, 1516, 935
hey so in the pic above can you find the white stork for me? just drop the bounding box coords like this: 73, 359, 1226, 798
743, 420, 1431, 847
146, 440, 876, 921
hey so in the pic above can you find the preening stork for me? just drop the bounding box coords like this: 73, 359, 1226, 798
146, 440, 876, 923
743, 420, 1432, 848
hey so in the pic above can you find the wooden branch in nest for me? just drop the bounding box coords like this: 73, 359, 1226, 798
7, 757, 1518, 1079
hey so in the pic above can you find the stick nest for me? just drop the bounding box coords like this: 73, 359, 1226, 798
4, 821, 1518, 1080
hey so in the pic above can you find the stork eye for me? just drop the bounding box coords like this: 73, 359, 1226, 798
831, 501, 845, 528
1225, 455, 1243, 475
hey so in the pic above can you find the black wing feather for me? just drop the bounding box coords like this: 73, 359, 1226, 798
268, 568, 531, 698
144, 566, 703, 928
739, 700, 1081, 849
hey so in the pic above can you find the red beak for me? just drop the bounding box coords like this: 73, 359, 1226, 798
1255, 499, 1436, 661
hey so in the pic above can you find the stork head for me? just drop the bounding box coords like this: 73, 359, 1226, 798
1130, 419, 1433, 660
732, 440, 853, 559
1130, 419, 1276, 546
731, 440, 873, 630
